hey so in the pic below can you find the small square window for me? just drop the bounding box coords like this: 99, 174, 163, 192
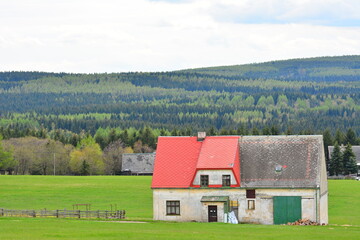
248, 200, 255, 210
246, 189, 255, 198
166, 201, 180, 215
222, 175, 231, 187
200, 175, 209, 187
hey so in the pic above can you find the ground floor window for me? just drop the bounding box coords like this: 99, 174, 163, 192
248, 200, 255, 210
166, 201, 180, 215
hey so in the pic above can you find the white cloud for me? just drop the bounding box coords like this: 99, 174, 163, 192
0, 0, 360, 73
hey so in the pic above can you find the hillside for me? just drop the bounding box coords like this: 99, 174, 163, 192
0, 55, 360, 135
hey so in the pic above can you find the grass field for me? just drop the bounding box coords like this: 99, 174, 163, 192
0, 175, 153, 219
0, 176, 359, 240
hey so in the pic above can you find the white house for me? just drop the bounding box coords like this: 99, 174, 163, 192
151, 134, 328, 225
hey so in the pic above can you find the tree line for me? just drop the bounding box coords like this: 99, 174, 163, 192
0, 125, 359, 176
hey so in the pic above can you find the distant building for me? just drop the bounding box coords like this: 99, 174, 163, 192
328, 145, 360, 173
152, 134, 328, 225
121, 153, 155, 175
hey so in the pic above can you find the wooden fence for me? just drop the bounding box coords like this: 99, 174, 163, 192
0, 208, 125, 219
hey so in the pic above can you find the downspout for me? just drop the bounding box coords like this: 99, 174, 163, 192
315, 187, 319, 223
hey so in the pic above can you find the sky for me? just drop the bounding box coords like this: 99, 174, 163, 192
1, 0, 360, 73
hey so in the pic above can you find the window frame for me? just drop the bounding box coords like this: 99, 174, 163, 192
247, 200, 255, 210
166, 200, 180, 216
200, 175, 209, 187
246, 189, 256, 198
222, 175, 231, 187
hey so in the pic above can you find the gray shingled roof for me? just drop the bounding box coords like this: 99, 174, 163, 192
240, 135, 323, 188
122, 153, 155, 174
328, 145, 360, 165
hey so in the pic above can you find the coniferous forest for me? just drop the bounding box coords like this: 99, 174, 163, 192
1, 55, 360, 175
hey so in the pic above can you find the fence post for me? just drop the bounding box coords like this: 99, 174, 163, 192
78, 210, 81, 219
97, 210, 100, 218
56, 210, 59, 218
0, 208, 3, 217
32, 210, 36, 218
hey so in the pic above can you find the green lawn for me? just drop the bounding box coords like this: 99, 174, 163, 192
0, 176, 359, 240
0, 218, 358, 240
0, 175, 153, 219
328, 180, 360, 225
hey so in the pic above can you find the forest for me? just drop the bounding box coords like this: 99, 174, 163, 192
0, 55, 359, 175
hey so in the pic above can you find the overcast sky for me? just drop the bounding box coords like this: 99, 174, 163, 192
1, 0, 360, 73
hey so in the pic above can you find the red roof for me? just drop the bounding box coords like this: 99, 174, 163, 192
197, 136, 240, 169
151, 136, 241, 188
151, 137, 202, 188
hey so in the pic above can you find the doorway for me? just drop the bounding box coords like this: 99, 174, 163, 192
273, 196, 301, 224
208, 205, 218, 222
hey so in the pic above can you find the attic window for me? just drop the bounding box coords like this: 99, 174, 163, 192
200, 175, 209, 187
222, 175, 231, 187
275, 165, 283, 172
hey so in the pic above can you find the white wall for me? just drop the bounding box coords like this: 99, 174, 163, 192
238, 189, 317, 224
319, 192, 328, 224
153, 188, 241, 222
192, 170, 237, 186
153, 188, 319, 224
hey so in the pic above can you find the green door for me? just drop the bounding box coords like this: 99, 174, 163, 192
273, 196, 301, 224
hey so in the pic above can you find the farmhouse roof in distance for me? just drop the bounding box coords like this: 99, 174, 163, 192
122, 153, 155, 174
328, 145, 360, 165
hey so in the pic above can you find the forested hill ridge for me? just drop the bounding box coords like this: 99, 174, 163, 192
0, 55, 360, 137
184, 55, 360, 82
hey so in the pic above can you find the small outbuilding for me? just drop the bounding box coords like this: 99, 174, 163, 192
122, 153, 155, 175
152, 134, 328, 224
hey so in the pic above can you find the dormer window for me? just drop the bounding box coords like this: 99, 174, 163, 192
222, 175, 231, 187
200, 175, 209, 187
275, 165, 284, 173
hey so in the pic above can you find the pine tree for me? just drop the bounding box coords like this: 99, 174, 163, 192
208, 126, 217, 136
252, 127, 260, 135
335, 129, 345, 145
108, 129, 118, 144
323, 128, 333, 171
140, 126, 156, 149
285, 127, 293, 135
80, 160, 90, 176
270, 125, 280, 135
342, 143, 357, 175
171, 128, 178, 136
262, 126, 271, 135
120, 129, 129, 146
345, 128, 357, 145
330, 142, 343, 176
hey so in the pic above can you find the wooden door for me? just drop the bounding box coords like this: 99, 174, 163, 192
273, 196, 302, 224
208, 205, 218, 222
